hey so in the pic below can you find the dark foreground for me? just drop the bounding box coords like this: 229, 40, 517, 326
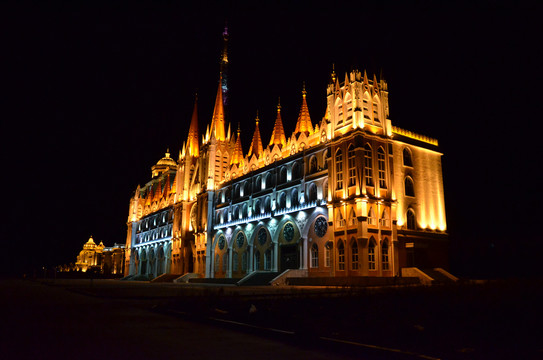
1, 278, 542, 360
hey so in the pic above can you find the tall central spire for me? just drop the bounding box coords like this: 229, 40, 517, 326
186, 95, 199, 157
210, 74, 226, 141
248, 112, 264, 158
269, 98, 286, 148
294, 82, 314, 136
220, 24, 229, 106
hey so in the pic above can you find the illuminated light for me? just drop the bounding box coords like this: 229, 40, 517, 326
392, 126, 438, 146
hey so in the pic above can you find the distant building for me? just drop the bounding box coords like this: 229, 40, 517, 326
124, 31, 447, 281
75, 236, 125, 275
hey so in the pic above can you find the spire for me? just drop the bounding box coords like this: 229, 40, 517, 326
210, 74, 226, 141
330, 63, 337, 83
186, 95, 199, 157
230, 123, 244, 166
247, 112, 264, 158
294, 82, 314, 136
269, 97, 286, 148
220, 24, 229, 106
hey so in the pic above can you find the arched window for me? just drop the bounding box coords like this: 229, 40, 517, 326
335, 149, 343, 190
338, 240, 345, 270
264, 248, 272, 270
323, 180, 329, 201
215, 254, 220, 271
336, 98, 343, 125
368, 238, 376, 270
254, 199, 261, 215
381, 208, 389, 227
311, 243, 319, 268
222, 253, 228, 273
377, 147, 386, 188
372, 96, 380, 123
309, 156, 318, 174
264, 196, 271, 213
382, 239, 390, 270
233, 206, 240, 220
278, 192, 286, 209
407, 209, 416, 230
364, 144, 373, 186
345, 93, 353, 121
233, 251, 239, 271
242, 203, 248, 218
255, 176, 262, 191
363, 92, 371, 120
348, 207, 357, 226
242, 251, 248, 271
291, 188, 298, 207
403, 148, 413, 167
405, 177, 415, 197
279, 167, 287, 184
254, 250, 261, 271
351, 239, 359, 270
265, 172, 274, 189
291, 162, 301, 180
234, 184, 240, 199
368, 207, 377, 226
323, 150, 330, 170
244, 180, 252, 195
336, 208, 345, 228
348, 145, 356, 187
308, 183, 317, 202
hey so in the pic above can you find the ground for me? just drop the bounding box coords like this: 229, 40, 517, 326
2, 278, 541, 359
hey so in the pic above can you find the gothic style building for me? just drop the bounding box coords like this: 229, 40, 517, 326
124, 33, 447, 281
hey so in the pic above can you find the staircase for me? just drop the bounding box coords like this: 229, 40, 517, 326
402, 267, 458, 285
237, 271, 281, 286
150, 273, 182, 283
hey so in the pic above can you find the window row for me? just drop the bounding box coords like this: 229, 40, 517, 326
310, 237, 390, 271
335, 206, 390, 228
335, 144, 387, 190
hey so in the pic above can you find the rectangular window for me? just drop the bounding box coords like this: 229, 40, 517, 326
368, 246, 376, 270
378, 150, 386, 188
325, 247, 331, 267
348, 147, 356, 187
364, 147, 373, 186
338, 248, 345, 270
336, 151, 343, 190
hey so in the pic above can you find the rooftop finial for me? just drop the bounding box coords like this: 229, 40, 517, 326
277, 97, 281, 111
255, 110, 260, 123
302, 81, 307, 98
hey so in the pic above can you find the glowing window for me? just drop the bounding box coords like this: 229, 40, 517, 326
351, 239, 359, 270
403, 148, 413, 167
364, 144, 373, 186
377, 147, 386, 188
311, 243, 319, 268
382, 239, 390, 270
338, 240, 345, 270
348, 145, 356, 187
335, 149, 343, 190
405, 177, 415, 197
368, 238, 376, 270
407, 209, 416, 230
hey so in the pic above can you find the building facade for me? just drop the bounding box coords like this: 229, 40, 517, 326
74, 236, 125, 275
124, 38, 447, 281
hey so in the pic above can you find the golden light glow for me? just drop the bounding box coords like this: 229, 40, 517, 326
392, 126, 438, 146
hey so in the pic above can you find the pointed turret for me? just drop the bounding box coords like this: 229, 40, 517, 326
269, 98, 287, 148
186, 95, 199, 157
294, 83, 314, 136
247, 112, 264, 158
230, 123, 244, 166
210, 74, 226, 141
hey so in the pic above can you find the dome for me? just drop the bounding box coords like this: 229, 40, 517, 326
156, 151, 177, 167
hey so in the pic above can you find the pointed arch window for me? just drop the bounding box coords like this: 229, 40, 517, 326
336, 98, 343, 125
403, 148, 413, 167
348, 145, 356, 187
348, 207, 357, 226
311, 243, 319, 268
254, 250, 260, 271
377, 147, 386, 188
381, 208, 389, 227
233, 251, 239, 272
406, 209, 416, 230
264, 248, 272, 270
382, 239, 390, 270
368, 238, 376, 270
373, 97, 380, 123
405, 176, 415, 197
338, 240, 345, 270
335, 149, 344, 190
363, 93, 371, 120
336, 208, 345, 228
222, 253, 228, 273
242, 251, 248, 271
323, 149, 330, 170
309, 156, 318, 174
364, 144, 373, 186
368, 207, 377, 226
351, 239, 359, 270
345, 93, 353, 121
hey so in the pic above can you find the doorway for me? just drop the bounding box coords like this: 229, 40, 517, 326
280, 244, 299, 271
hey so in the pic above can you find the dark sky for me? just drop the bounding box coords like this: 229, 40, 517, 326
2, 1, 541, 277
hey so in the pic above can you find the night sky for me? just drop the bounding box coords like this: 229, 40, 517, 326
3, 1, 541, 277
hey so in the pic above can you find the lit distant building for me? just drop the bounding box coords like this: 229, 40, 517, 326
75, 236, 125, 275
124, 32, 447, 281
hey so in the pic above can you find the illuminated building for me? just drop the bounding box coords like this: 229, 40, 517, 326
124, 32, 448, 281
75, 236, 125, 275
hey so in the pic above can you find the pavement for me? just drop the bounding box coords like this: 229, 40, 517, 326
1, 278, 427, 360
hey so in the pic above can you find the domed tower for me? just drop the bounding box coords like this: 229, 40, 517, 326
151, 150, 178, 178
